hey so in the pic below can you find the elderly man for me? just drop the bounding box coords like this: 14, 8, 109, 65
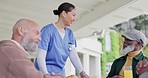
107, 29, 148, 78
136, 60, 148, 78
0, 19, 65, 78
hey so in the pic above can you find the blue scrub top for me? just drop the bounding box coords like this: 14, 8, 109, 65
34, 24, 77, 75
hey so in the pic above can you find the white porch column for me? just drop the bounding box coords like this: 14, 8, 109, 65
96, 55, 101, 78
83, 53, 89, 75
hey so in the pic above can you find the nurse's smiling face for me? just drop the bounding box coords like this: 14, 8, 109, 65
64, 8, 77, 26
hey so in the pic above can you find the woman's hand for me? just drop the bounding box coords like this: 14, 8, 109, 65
80, 71, 89, 78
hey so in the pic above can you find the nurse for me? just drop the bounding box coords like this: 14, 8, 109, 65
34, 2, 89, 78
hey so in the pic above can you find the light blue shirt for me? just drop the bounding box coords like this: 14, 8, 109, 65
34, 24, 76, 75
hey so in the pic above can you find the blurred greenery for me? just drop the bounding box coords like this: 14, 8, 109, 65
143, 39, 148, 56
99, 31, 120, 78
99, 37, 107, 78
106, 31, 120, 62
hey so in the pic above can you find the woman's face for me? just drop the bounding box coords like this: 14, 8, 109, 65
64, 8, 77, 26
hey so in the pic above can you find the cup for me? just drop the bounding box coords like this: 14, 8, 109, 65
124, 66, 133, 78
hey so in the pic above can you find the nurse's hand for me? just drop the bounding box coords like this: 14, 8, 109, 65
80, 71, 89, 78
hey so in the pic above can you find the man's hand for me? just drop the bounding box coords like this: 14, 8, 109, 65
136, 60, 148, 75
80, 71, 89, 78
112, 75, 124, 78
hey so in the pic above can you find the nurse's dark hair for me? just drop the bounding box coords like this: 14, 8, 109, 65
53, 2, 75, 16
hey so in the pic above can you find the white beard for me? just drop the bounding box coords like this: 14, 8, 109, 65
120, 45, 135, 55
21, 35, 37, 52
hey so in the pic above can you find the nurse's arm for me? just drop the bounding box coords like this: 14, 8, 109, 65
37, 48, 49, 74
69, 47, 83, 73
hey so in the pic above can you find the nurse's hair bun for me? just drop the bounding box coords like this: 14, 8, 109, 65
53, 10, 59, 15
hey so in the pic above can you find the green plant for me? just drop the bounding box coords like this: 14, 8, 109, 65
99, 31, 120, 78
99, 37, 107, 78
142, 39, 148, 56
106, 32, 120, 62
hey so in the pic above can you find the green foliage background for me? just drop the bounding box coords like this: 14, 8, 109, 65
141, 39, 148, 56
99, 36, 107, 78
99, 31, 120, 78
106, 32, 120, 62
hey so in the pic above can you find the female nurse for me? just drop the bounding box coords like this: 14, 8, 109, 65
34, 2, 89, 78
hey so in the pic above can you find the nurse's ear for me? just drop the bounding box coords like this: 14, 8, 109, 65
61, 11, 67, 18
